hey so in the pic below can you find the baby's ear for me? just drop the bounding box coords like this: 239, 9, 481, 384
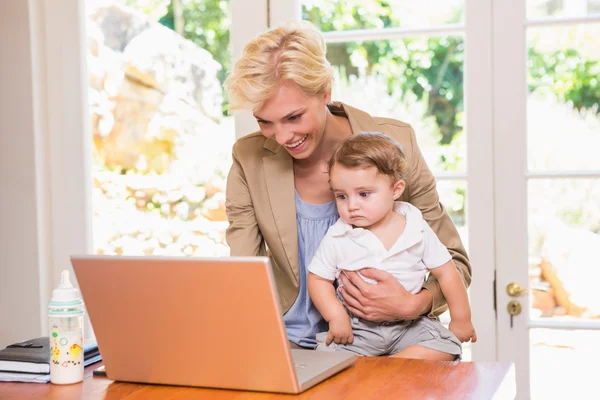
392, 179, 406, 199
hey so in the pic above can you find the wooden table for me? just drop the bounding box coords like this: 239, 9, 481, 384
0, 358, 515, 399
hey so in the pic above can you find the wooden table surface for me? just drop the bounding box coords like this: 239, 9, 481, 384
0, 358, 515, 400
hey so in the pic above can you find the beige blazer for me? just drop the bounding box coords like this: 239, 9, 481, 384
225, 102, 472, 318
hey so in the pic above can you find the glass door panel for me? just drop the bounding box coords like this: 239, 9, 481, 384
525, 6, 600, 398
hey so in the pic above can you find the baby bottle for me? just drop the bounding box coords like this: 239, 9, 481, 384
48, 269, 85, 384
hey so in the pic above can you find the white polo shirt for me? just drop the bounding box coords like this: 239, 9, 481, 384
308, 202, 451, 294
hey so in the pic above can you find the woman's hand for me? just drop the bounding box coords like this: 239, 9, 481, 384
338, 268, 432, 321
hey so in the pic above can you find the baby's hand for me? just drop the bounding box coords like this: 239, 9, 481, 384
327, 314, 354, 345
449, 319, 477, 343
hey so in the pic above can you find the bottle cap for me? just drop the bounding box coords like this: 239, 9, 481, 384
49, 270, 83, 309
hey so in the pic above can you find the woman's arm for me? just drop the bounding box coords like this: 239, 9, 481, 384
405, 126, 472, 318
225, 145, 265, 257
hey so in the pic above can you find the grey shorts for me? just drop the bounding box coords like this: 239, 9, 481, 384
315, 316, 462, 358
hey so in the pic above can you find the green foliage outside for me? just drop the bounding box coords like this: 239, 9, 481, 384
529, 47, 600, 113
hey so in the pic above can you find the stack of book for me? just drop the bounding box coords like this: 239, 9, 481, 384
0, 337, 102, 383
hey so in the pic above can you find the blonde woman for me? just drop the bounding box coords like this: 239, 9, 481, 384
224, 20, 471, 357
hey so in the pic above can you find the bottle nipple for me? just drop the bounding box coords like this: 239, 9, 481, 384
49, 269, 82, 305
59, 270, 73, 289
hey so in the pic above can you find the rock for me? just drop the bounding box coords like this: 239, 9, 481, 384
123, 25, 223, 121
88, 5, 151, 53
86, 6, 224, 173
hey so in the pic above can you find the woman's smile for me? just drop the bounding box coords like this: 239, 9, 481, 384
284, 134, 309, 152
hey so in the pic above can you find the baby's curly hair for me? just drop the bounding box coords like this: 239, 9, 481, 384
328, 132, 408, 183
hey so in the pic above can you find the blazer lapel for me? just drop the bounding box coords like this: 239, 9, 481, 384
263, 144, 299, 284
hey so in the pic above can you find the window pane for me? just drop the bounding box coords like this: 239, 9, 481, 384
527, 24, 600, 171
87, 0, 233, 257
528, 0, 600, 19
327, 36, 466, 174
528, 179, 600, 320
530, 329, 598, 399
302, 0, 464, 32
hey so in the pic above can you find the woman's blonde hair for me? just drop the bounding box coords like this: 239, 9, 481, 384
328, 132, 408, 183
224, 20, 334, 112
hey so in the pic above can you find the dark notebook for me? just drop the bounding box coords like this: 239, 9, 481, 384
0, 337, 50, 374
0, 337, 101, 374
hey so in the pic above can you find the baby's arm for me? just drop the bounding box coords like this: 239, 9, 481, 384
308, 273, 353, 345
422, 222, 477, 342
429, 263, 477, 342
307, 232, 353, 345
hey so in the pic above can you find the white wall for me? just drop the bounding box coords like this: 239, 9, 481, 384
230, 0, 268, 138
0, 0, 92, 349
0, 0, 47, 348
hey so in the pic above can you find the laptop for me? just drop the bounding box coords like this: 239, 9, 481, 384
70, 255, 356, 393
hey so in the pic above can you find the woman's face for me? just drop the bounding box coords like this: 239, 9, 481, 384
253, 83, 331, 160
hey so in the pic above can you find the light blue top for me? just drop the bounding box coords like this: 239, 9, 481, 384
283, 190, 339, 348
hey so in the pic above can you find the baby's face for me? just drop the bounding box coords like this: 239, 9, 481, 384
330, 165, 402, 229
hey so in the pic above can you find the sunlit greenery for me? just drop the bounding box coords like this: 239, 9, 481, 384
529, 48, 600, 113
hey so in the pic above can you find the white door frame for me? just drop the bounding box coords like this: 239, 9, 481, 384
12, 0, 95, 340
231, 0, 302, 138
464, 0, 496, 362
492, 0, 530, 398
231, 0, 270, 138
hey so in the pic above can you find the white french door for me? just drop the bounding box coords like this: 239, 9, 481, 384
494, 1, 600, 399
276, 1, 600, 398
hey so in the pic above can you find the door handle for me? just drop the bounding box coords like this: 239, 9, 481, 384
506, 282, 527, 297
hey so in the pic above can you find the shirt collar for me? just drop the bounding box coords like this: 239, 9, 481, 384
388, 202, 426, 253
329, 217, 355, 237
